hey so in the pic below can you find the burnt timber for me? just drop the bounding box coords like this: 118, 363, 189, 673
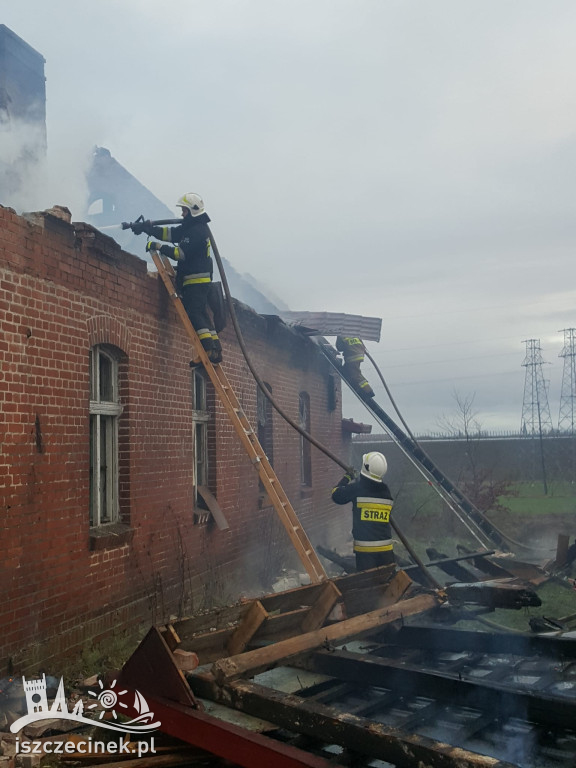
118, 564, 576, 767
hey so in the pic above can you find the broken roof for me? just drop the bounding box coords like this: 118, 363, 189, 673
280, 311, 382, 342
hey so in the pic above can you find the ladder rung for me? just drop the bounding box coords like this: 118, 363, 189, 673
155, 250, 326, 582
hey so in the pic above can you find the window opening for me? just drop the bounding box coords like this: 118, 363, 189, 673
299, 392, 312, 487
89, 345, 123, 527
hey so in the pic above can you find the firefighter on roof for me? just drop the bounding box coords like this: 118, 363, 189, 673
331, 452, 394, 571
336, 336, 374, 398
132, 193, 223, 365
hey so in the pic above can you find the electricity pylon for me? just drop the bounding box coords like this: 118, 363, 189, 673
521, 339, 552, 435
558, 328, 576, 434
521, 338, 552, 494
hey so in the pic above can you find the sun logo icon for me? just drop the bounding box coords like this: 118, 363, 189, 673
87, 679, 129, 720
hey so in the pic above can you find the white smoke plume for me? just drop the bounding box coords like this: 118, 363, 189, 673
0, 117, 92, 219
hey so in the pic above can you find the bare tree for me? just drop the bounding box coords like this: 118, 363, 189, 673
438, 390, 517, 515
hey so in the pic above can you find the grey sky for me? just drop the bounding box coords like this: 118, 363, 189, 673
4, 1, 576, 433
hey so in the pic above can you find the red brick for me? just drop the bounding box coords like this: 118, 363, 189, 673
0, 208, 348, 673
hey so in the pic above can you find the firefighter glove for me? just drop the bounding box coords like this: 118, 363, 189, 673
339, 472, 354, 487
146, 241, 162, 253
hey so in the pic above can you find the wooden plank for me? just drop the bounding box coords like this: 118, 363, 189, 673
336, 569, 412, 617
160, 624, 181, 651
227, 600, 269, 655
210, 592, 439, 683
173, 603, 251, 638
556, 533, 570, 567
381, 569, 413, 604
61, 747, 208, 766
191, 675, 518, 768
333, 564, 396, 594
178, 627, 236, 665
197, 485, 229, 530
445, 579, 541, 609
333, 565, 397, 616
253, 608, 311, 643
260, 583, 328, 614
306, 647, 576, 730
489, 557, 549, 585
300, 581, 342, 634
465, 556, 513, 579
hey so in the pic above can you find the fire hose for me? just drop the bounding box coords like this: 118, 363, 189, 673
119, 216, 443, 588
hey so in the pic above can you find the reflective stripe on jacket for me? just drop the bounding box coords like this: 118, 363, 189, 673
331, 474, 394, 549
150, 214, 213, 288
336, 336, 366, 363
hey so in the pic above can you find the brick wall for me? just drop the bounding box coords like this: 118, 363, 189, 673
0, 205, 348, 673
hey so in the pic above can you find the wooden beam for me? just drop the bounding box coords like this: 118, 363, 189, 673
174, 603, 251, 639
210, 592, 439, 684
197, 485, 229, 530
304, 648, 576, 730
300, 581, 342, 634
160, 624, 181, 652
445, 579, 541, 609
192, 676, 517, 768
556, 533, 570, 567
227, 600, 269, 656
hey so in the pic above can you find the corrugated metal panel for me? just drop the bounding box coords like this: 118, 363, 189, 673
279, 311, 382, 342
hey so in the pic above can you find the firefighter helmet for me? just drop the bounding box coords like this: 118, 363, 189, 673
176, 193, 205, 217
360, 452, 387, 482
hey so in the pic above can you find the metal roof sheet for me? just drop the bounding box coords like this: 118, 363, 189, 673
279, 311, 382, 342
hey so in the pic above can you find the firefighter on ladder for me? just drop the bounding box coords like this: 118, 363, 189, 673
331, 452, 395, 572
130, 193, 223, 365
336, 336, 374, 398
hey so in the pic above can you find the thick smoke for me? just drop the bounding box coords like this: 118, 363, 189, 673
0, 117, 92, 218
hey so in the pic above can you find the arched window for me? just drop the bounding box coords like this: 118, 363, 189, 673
192, 368, 210, 492
89, 345, 124, 527
299, 392, 312, 487
257, 383, 274, 468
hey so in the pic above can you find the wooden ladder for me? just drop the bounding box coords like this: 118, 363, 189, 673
151, 249, 327, 584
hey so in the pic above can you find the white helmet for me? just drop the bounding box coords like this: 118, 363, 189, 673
176, 192, 205, 217
360, 452, 387, 482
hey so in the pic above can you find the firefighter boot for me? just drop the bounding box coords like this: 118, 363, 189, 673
208, 337, 223, 365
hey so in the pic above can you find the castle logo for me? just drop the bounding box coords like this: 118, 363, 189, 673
10, 675, 161, 734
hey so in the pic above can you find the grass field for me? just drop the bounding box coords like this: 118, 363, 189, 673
450, 482, 576, 632
504, 481, 576, 516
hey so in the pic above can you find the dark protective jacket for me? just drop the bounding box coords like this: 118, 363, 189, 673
336, 336, 366, 363
331, 473, 394, 555
335, 336, 374, 397
149, 213, 213, 289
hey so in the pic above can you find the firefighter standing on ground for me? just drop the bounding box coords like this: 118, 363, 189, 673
131, 193, 223, 364
331, 452, 395, 571
336, 336, 374, 398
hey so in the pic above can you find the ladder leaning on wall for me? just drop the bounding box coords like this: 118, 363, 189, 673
150, 248, 327, 584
